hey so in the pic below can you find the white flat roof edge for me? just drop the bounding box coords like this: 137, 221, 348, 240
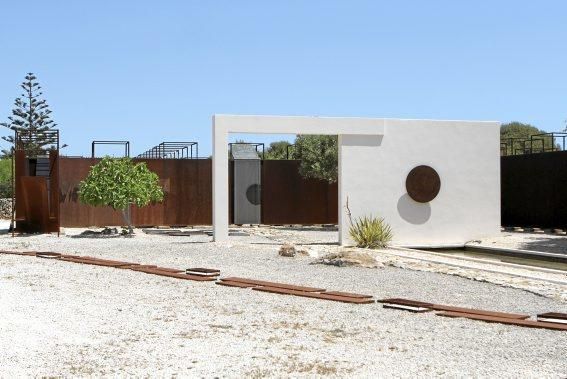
213, 114, 500, 125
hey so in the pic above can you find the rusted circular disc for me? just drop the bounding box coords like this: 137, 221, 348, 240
405, 165, 441, 203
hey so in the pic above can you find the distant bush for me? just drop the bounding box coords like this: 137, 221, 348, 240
349, 215, 393, 249
294, 135, 337, 182
0, 159, 12, 198
265, 140, 293, 160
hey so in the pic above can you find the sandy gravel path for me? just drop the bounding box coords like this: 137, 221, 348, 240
0, 228, 566, 377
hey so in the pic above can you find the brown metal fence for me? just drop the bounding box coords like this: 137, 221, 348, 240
58, 158, 337, 227
501, 151, 567, 228
261, 160, 337, 225
59, 158, 212, 227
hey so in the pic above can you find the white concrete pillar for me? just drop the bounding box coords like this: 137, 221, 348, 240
212, 116, 229, 241
211, 115, 385, 244
338, 134, 345, 245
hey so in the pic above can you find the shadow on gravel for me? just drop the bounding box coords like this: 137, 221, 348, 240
68, 228, 128, 239
249, 241, 339, 246
69, 234, 125, 239
268, 226, 338, 232
171, 241, 211, 245
522, 236, 567, 255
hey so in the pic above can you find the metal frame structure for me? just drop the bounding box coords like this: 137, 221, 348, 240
14, 129, 60, 153
91, 140, 130, 158
530, 132, 567, 152
136, 142, 198, 159
501, 132, 567, 156
228, 142, 265, 160
12, 129, 61, 236
286, 144, 295, 159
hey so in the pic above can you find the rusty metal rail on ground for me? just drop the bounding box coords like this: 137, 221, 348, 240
378, 298, 566, 331
1, 251, 565, 331
437, 311, 567, 331
216, 277, 373, 304
0, 250, 372, 303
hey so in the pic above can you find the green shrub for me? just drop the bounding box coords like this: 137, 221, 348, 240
349, 215, 393, 249
0, 159, 12, 198
79, 157, 164, 234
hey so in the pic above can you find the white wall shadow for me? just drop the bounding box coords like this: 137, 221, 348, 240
397, 193, 431, 225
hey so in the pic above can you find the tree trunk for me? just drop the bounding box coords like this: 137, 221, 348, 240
121, 205, 133, 234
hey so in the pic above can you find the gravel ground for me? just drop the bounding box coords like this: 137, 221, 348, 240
472, 231, 567, 255
1, 227, 566, 377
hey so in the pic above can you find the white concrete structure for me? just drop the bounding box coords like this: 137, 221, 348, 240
213, 115, 500, 247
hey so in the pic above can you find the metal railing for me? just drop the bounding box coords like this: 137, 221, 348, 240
136, 142, 198, 159
501, 132, 567, 156
91, 141, 130, 158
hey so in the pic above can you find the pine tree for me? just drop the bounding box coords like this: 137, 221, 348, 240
1, 73, 59, 157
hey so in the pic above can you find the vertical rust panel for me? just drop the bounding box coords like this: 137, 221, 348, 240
59, 158, 124, 227
229, 160, 234, 224
59, 157, 213, 227
14, 150, 26, 223
261, 160, 338, 224
59, 158, 337, 227
48, 150, 60, 233
131, 159, 166, 226
131, 159, 212, 226
501, 151, 567, 228
20, 177, 50, 233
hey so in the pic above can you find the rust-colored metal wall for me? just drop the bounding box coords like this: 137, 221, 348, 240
138, 159, 212, 226
59, 158, 212, 227
261, 160, 338, 225
501, 151, 567, 228
14, 150, 26, 222
48, 150, 60, 232
59, 158, 337, 227
14, 150, 60, 233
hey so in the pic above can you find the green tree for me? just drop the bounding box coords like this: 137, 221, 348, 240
294, 135, 338, 182
265, 140, 293, 159
500, 122, 558, 155
1, 73, 63, 157
78, 157, 164, 234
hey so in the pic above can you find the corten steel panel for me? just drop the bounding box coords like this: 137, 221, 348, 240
229, 160, 234, 224
59, 158, 213, 227
132, 159, 213, 226
19, 176, 50, 233
59, 158, 337, 227
261, 160, 338, 225
59, 158, 124, 227
14, 150, 26, 222
48, 150, 60, 232
501, 151, 567, 228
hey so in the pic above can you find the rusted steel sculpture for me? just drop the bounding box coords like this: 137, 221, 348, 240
405, 165, 441, 203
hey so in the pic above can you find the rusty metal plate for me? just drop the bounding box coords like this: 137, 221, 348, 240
220, 277, 326, 292
253, 286, 375, 304
405, 165, 441, 203
216, 280, 258, 288
432, 304, 529, 319
437, 311, 567, 331
537, 312, 567, 320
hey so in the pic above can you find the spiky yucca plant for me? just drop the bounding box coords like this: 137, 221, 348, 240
349, 215, 393, 249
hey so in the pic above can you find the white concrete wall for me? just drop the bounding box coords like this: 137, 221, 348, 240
212, 115, 500, 247
339, 119, 500, 247
212, 115, 385, 242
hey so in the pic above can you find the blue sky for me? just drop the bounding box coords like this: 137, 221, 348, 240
0, 1, 565, 157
